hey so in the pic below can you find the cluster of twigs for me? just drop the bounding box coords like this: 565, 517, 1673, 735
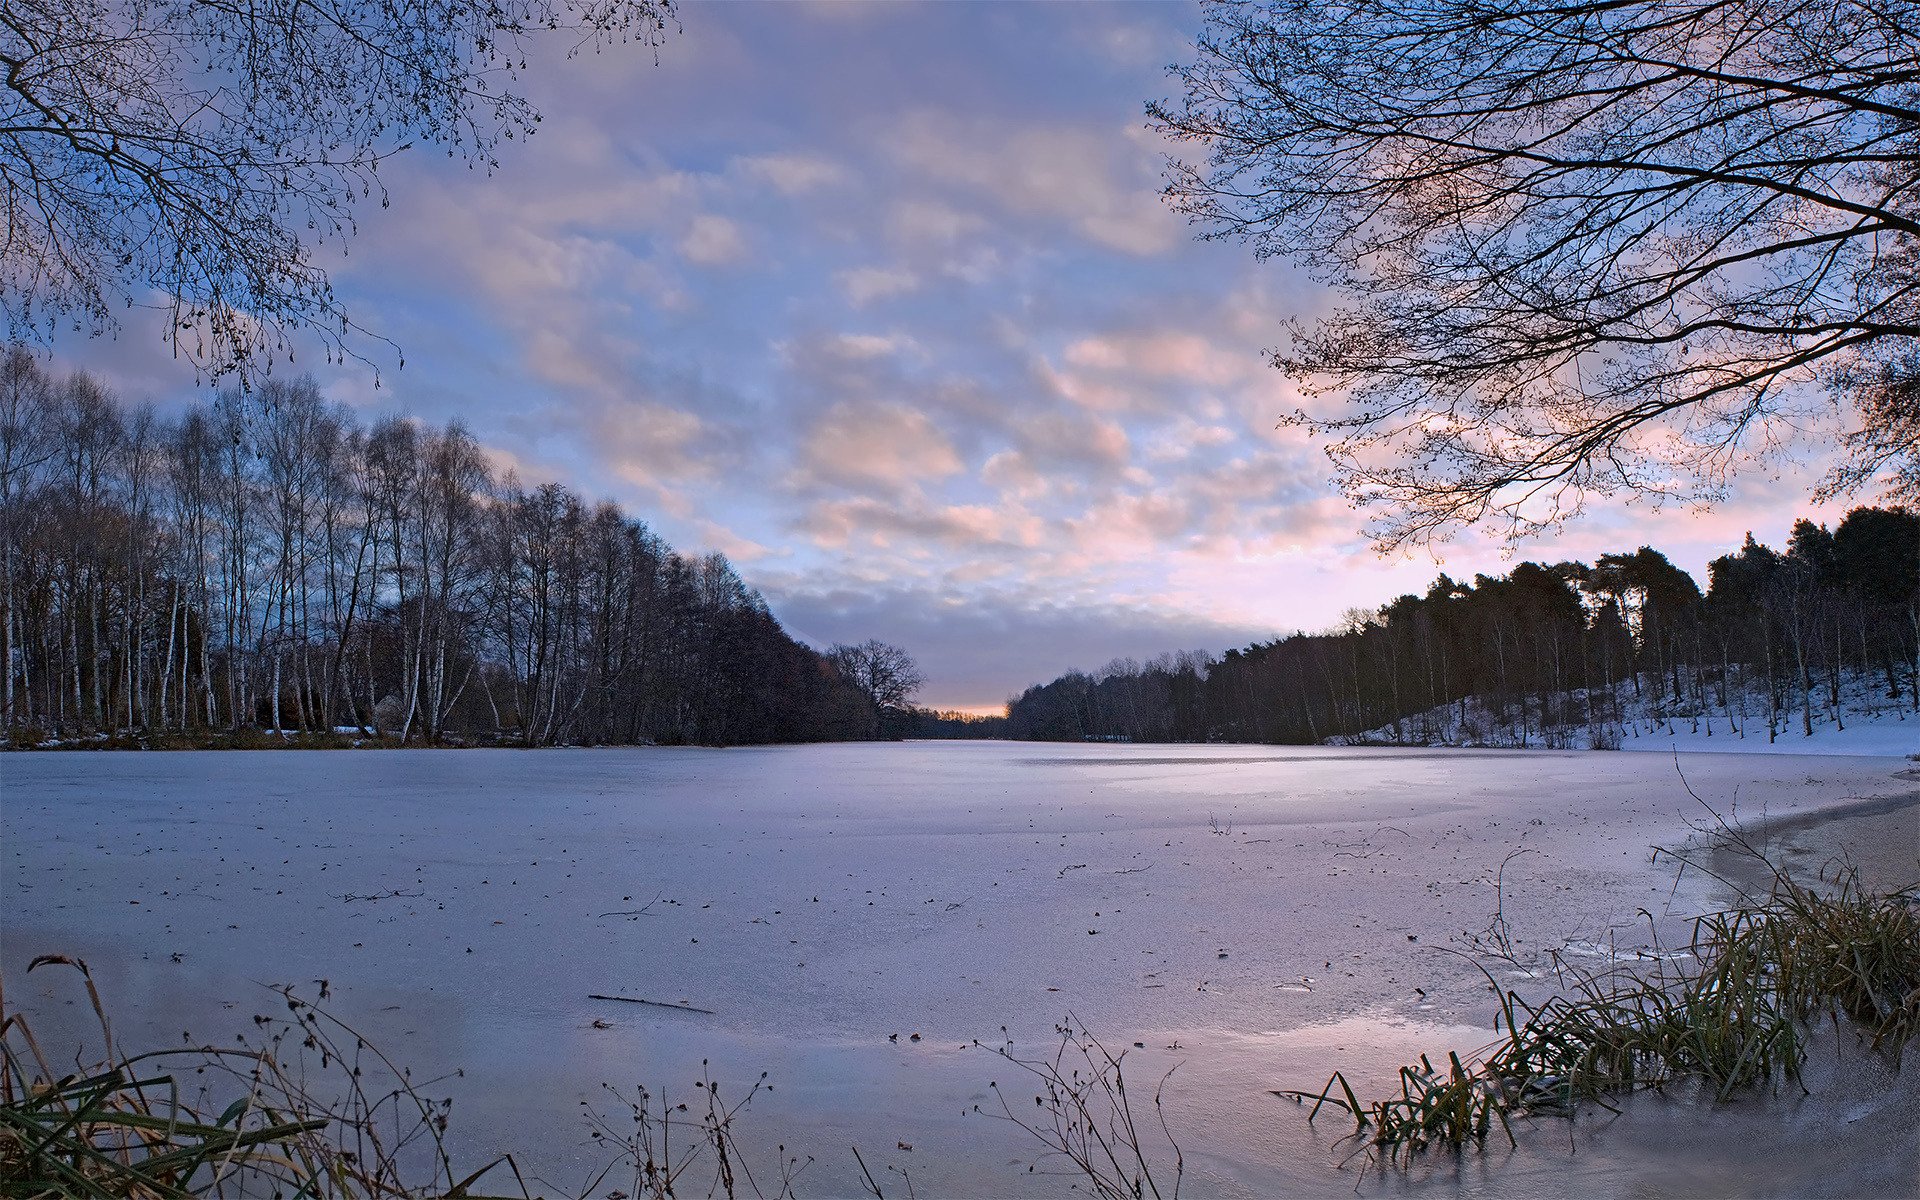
979, 1022, 1182, 1200
1289, 846, 1920, 1164
578, 1068, 809, 1200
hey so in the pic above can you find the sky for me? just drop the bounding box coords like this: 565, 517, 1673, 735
57, 1, 1856, 712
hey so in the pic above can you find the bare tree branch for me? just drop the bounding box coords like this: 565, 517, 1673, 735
1153, 0, 1920, 547
0, 0, 676, 382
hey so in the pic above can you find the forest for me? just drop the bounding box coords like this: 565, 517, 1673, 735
1006, 512, 1920, 747
9, 345, 1914, 753
0, 352, 901, 746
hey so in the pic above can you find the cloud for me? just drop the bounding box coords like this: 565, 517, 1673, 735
797, 400, 964, 494
1143, 417, 1238, 463
1064, 331, 1254, 387
581, 402, 730, 501
696, 519, 779, 563
796, 496, 1041, 552
885, 111, 1181, 256
1065, 489, 1195, 548
1085, 18, 1188, 68
887, 198, 988, 247
980, 450, 1049, 501
679, 214, 749, 266
827, 332, 916, 361
1010, 409, 1131, 474
733, 152, 848, 195
836, 265, 920, 306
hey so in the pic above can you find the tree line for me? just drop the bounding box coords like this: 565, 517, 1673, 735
1006, 512, 1919, 746
0, 352, 922, 746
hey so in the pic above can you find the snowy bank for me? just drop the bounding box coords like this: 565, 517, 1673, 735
1339, 669, 1919, 758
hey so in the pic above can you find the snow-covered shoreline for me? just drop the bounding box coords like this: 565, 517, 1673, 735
1338, 669, 1920, 759
1616, 707, 1919, 756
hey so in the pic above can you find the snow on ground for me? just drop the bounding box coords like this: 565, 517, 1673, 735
1345, 670, 1920, 759
4, 745, 1916, 1197
1618, 701, 1920, 756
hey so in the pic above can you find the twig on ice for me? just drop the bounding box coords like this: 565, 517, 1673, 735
587, 993, 715, 1015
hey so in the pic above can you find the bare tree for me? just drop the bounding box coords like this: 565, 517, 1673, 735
1154, 0, 1920, 546
829, 639, 925, 715
1, 0, 675, 380
0, 348, 55, 720
3, 362, 886, 744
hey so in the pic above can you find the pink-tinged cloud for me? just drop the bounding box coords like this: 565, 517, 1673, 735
798, 401, 964, 495
732, 152, 847, 195
695, 519, 780, 563
797, 497, 1043, 554
679, 214, 749, 266
1065, 331, 1253, 387
836, 265, 919, 306
1012, 410, 1132, 474
885, 198, 989, 249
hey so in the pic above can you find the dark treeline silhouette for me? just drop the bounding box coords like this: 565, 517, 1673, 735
0, 352, 914, 746
900, 708, 1008, 739
1007, 515, 1919, 747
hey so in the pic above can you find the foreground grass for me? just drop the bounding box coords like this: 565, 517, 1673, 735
0, 956, 524, 1199
0, 959, 808, 1200
1287, 857, 1920, 1165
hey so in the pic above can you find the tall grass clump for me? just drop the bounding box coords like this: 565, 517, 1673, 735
1289, 853, 1920, 1164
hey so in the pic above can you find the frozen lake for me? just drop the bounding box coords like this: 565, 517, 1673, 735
5, 743, 1917, 1196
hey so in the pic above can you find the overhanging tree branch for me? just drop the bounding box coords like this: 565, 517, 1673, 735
1155, 0, 1919, 547
0, 0, 675, 382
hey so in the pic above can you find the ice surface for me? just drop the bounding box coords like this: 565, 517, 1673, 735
4, 744, 1916, 1196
